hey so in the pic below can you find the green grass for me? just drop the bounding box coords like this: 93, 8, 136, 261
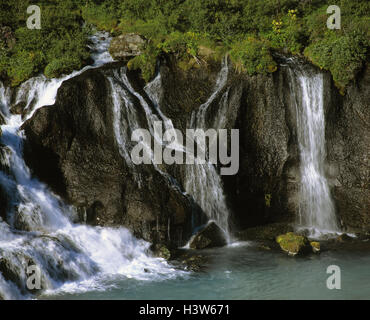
0, 0, 368, 89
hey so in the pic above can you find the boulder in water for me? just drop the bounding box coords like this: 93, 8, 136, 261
189, 222, 227, 249
151, 244, 171, 260
276, 232, 310, 256
310, 241, 320, 253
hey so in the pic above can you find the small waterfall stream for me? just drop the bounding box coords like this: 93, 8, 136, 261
287, 63, 338, 235
108, 59, 231, 242
185, 58, 231, 241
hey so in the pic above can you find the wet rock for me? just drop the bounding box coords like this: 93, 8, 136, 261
326, 65, 370, 231
151, 244, 171, 260
336, 233, 355, 243
237, 223, 294, 241
109, 33, 146, 60
258, 244, 272, 251
0, 258, 22, 288
10, 101, 26, 115
276, 232, 311, 256
189, 222, 227, 249
21, 64, 200, 247
310, 241, 320, 253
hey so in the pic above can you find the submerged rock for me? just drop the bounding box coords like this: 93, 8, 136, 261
335, 233, 355, 243
276, 232, 310, 256
189, 222, 227, 249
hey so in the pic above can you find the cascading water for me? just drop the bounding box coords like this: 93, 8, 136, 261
185, 58, 231, 241
287, 63, 338, 236
108, 59, 232, 242
0, 33, 184, 300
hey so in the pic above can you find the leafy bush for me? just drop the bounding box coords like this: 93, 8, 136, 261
44, 56, 82, 78
229, 37, 277, 75
127, 42, 160, 82
82, 3, 118, 32
305, 30, 368, 89
0, 0, 368, 88
0, 0, 89, 86
7, 50, 37, 86
266, 9, 305, 54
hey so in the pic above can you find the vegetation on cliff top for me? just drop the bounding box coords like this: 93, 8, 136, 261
0, 0, 368, 89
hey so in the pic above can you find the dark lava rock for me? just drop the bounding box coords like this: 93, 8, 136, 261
236, 223, 294, 241
326, 65, 370, 232
189, 222, 227, 249
21, 63, 201, 247
10, 101, 26, 115
18, 54, 370, 247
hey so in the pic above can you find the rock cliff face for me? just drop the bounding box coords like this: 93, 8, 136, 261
21, 62, 203, 248
21, 56, 369, 247
326, 66, 370, 232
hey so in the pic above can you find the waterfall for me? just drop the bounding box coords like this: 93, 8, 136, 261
0, 33, 183, 300
288, 63, 338, 235
109, 59, 231, 242
185, 57, 231, 241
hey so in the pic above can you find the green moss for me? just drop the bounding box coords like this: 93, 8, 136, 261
264, 194, 272, 208
310, 241, 320, 253
276, 232, 309, 256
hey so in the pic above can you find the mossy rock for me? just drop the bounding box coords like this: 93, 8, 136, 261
151, 244, 171, 260
310, 241, 320, 253
276, 232, 310, 256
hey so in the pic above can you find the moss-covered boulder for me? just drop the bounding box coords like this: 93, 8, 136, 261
151, 244, 171, 260
310, 241, 320, 253
276, 232, 310, 256
109, 33, 146, 61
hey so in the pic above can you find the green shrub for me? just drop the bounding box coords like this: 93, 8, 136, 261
266, 9, 305, 54
305, 30, 368, 89
0, 0, 368, 88
44, 57, 81, 78
229, 37, 277, 75
82, 3, 118, 32
7, 50, 37, 86
127, 42, 160, 82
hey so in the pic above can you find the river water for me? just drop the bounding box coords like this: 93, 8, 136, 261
43, 242, 370, 300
